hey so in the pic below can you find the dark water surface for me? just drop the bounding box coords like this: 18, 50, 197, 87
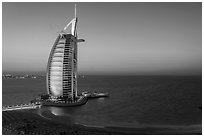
2, 75, 202, 128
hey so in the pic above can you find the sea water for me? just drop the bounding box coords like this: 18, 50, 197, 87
2, 75, 202, 128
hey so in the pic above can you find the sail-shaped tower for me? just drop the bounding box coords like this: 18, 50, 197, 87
46, 5, 85, 102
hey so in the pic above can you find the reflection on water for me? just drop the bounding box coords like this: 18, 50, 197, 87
50, 107, 65, 116
36, 108, 51, 120
47, 98, 106, 117
97, 97, 105, 101
49, 106, 82, 117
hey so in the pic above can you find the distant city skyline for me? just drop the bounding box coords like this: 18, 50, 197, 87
2, 2, 202, 75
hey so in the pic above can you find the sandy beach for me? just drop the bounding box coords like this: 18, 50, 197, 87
2, 109, 202, 135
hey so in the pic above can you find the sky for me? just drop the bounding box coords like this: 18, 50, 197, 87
2, 2, 202, 75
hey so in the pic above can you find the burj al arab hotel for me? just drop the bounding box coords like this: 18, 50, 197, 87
44, 5, 86, 106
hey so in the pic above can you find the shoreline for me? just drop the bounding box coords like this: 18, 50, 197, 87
2, 108, 202, 135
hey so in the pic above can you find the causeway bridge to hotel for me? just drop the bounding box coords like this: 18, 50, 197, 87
2, 103, 41, 111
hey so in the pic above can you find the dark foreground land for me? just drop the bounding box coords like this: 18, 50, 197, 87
2, 109, 201, 135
